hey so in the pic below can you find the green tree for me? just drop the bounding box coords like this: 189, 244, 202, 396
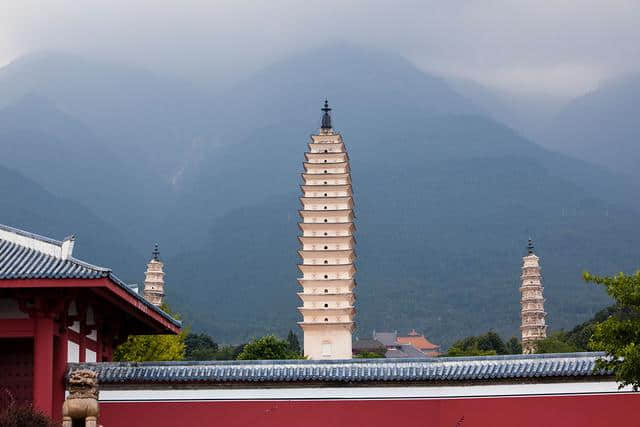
584, 270, 640, 390
477, 331, 507, 354
286, 330, 301, 356
446, 331, 513, 357
505, 336, 522, 354
114, 333, 186, 362
534, 331, 578, 354
446, 336, 497, 357
114, 303, 186, 362
237, 335, 304, 360
354, 351, 385, 359
185, 333, 219, 361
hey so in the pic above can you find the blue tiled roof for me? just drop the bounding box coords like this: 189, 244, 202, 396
0, 238, 111, 280
0, 223, 181, 328
70, 352, 608, 384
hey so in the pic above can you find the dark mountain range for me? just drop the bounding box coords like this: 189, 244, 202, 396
163, 44, 485, 251
543, 73, 640, 178
167, 113, 640, 347
0, 95, 169, 249
1, 46, 638, 348
0, 51, 214, 192
447, 78, 569, 144
0, 164, 143, 281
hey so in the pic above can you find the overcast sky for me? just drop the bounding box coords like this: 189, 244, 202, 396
2, 0, 639, 97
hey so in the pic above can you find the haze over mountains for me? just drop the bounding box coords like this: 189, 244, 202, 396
1, 44, 639, 347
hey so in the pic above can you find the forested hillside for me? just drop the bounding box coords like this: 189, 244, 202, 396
167, 115, 639, 347
0, 45, 638, 347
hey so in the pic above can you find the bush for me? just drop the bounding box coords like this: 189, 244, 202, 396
0, 397, 54, 427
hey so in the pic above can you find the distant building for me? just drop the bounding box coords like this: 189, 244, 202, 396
352, 338, 386, 356
297, 101, 356, 360
371, 330, 440, 358
520, 238, 547, 354
0, 223, 180, 420
397, 329, 441, 357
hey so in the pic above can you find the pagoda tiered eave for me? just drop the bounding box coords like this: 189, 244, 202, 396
307, 142, 345, 153
298, 222, 356, 233
298, 250, 356, 262
298, 235, 356, 245
310, 134, 344, 144
297, 278, 356, 287
301, 173, 351, 183
305, 152, 349, 162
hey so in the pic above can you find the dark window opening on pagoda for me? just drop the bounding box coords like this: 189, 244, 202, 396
324, 160, 327, 163
324, 246, 328, 250
324, 304, 329, 308
324, 219, 328, 223
324, 260, 328, 264
324, 318, 329, 322
324, 289, 328, 293
324, 170, 328, 173
324, 232, 328, 236
324, 149, 328, 153
324, 275, 328, 279
324, 193, 328, 196
324, 206, 327, 209
324, 181, 327, 184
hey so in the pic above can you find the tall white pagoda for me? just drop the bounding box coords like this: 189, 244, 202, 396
297, 101, 356, 360
143, 244, 165, 307
520, 239, 547, 354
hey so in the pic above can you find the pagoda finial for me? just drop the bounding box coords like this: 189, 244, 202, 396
152, 243, 160, 261
527, 238, 534, 255
321, 99, 332, 129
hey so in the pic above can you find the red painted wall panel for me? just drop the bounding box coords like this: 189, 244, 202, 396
99, 393, 640, 427
0, 338, 33, 410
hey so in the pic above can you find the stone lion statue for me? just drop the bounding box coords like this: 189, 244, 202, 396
62, 369, 100, 427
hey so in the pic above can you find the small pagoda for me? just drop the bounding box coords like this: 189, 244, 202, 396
297, 101, 356, 360
520, 238, 547, 354
143, 244, 165, 307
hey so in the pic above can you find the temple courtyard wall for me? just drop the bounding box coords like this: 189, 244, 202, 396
71, 353, 639, 427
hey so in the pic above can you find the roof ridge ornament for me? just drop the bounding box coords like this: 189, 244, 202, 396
321, 99, 332, 130
527, 238, 534, 255
152, 243, 160, 261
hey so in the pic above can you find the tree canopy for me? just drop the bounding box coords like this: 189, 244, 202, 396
584, 270, 640, 390
185, 333, 219, 360
237, 335, 304, 360
114, 304, 186, 362
446, 332, 520, 357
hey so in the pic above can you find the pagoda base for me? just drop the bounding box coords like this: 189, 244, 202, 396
298, 323, 354, 360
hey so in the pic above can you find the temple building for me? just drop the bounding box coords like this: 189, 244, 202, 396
143, 244, 165, 306
0, 223, 180, 420
520, 238, 547, 354
297, 100, 356, 359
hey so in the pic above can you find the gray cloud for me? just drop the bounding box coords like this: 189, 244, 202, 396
2, 0, 639, 96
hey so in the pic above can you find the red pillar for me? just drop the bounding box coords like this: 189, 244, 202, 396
79, 333, 86, 363
33, 316, 54, 417
52, 328, 68, 423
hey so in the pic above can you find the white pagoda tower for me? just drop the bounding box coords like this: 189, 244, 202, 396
520, 239, 547, 354
297, 101, 356, 360
143, 244, 165, 307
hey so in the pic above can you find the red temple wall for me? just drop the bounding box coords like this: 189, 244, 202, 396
99, 393, 640, 427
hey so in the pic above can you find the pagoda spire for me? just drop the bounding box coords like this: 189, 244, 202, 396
297, 101, 356, 360
143, 243, 165, 307
321, 99, 332, 130
519, 238, 547, 354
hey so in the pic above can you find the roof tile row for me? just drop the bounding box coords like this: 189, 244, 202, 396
70, 352, 607, 384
